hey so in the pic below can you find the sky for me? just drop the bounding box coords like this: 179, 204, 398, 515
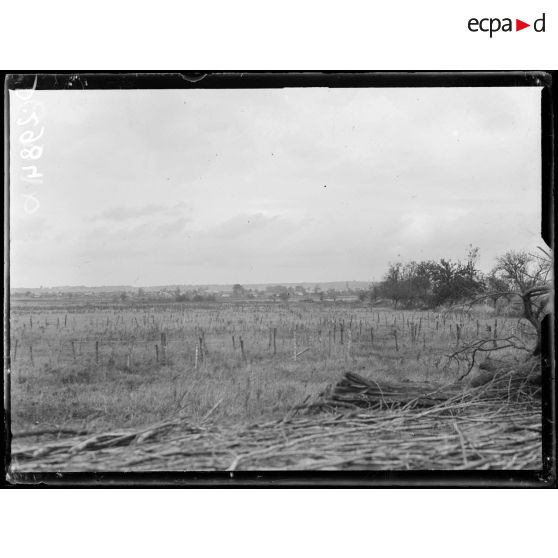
9, 86, 542, 288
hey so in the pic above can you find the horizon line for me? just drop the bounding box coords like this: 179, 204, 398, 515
10, 279, 377, 290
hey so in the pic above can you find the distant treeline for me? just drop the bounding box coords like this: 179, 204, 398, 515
133, 288, 216, 303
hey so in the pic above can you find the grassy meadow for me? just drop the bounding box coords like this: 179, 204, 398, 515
8, 299, 534, 434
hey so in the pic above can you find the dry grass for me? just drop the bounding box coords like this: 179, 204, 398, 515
8, 298, 541, 471
9, 300, 532, 432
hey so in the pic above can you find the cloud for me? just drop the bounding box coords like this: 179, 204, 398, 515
90, 203, 188, 222
154, 216, 190, 237
8, 87, 542, 286
200, 212, 281, 240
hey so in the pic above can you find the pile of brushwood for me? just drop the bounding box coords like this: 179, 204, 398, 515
9, 358, 542, 473
310, 357, 541, 412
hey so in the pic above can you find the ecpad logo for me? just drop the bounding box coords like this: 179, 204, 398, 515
468, 13, 546, 37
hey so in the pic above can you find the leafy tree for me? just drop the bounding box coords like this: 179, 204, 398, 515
379, 263, 405, 309
426, 248, 484, 306
232, 284, 245, 297
378, 248, 484, 309
379, 262, 426, 308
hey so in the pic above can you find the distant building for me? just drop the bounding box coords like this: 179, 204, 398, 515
265, 285, 288, 294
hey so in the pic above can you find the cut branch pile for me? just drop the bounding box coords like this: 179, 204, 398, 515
9, 362, 542, 473
310, 359, 541, 412
311, 372, 458, 411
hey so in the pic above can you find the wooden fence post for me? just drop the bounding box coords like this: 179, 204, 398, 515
200, 330, 208, 356
240, 335, 247, 363
198, 337, 204, 363
161, 332, 167, 365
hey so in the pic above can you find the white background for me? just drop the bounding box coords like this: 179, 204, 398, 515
0, 0, 556, 68
2, 0, 555, 554
2, 489, 556, 557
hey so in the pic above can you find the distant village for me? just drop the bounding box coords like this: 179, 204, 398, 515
11, 281, 374, 304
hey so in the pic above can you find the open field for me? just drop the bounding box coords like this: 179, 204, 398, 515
9, 299, 535, 438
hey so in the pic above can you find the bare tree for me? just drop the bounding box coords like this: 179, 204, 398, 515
480, 248, 552, 354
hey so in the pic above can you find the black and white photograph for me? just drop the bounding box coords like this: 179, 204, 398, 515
4, 73, 554, 479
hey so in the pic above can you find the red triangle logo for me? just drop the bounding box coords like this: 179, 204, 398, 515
516, 19, 530, 31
